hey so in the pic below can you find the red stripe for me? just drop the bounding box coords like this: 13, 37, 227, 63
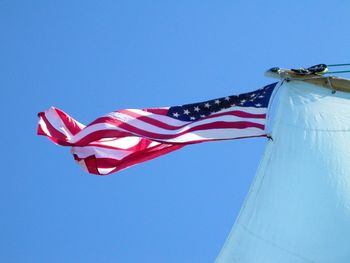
81, 155, 99, 175
90, 109, 266, 131
73, 142, 183, 175
55, 108, 83, 135
37, 112, 71, 146
71, 119, 265, 146
37, 120, 46, 136
121, 109, 266, 127
72, 130, 132, 146
72, 134, 267, 176
169, 134, 267, 145
87, 137, 154, 152
89, 116, 183, 130
119, 109, 189, 130
203, 110, 266, 120
101, 142, 183, 174
142, 108, 169, 115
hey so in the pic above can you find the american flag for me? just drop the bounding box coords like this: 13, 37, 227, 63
37, 82, 277, 175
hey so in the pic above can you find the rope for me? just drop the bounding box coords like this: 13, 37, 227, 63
325, 63, 350, 74
327, 77, 336, 94
327, 63, 350, 67
326, 70, 350, 74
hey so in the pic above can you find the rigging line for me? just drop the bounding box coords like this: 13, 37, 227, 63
327, 76, 336, 94
265, 80, 284, 135
327, 63, 350, 67
325, 70, 350, 74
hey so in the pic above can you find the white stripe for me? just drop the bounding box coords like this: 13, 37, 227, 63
126, 107, 266, 126
157, 127, 266, 143
70, 113, 266, 143
45, 108, 73, 139
74, 119, 86, 130
204, 106, 267, 115
125, 109, 189, 126
71, 122, 264, 144
148, 141, 161, 147
77, 159, 89, 172
97, 167, 116, 175
38, 117, 52, 137
91, 136, 142, 149
71, 146, 132, 160
120, 109, 266, 132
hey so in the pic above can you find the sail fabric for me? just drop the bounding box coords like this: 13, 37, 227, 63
216, 81, 350, 262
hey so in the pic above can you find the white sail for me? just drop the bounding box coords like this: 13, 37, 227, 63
216, 80, 350, 262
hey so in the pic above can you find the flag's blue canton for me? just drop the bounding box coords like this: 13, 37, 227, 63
167, 82, 277, 121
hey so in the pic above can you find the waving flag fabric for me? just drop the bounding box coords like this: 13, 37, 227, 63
37, 82, 277, 175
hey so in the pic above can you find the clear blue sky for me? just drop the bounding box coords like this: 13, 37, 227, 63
1, 1, 349, 262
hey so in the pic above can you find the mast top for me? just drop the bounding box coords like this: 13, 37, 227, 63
265, 65, 350, 93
